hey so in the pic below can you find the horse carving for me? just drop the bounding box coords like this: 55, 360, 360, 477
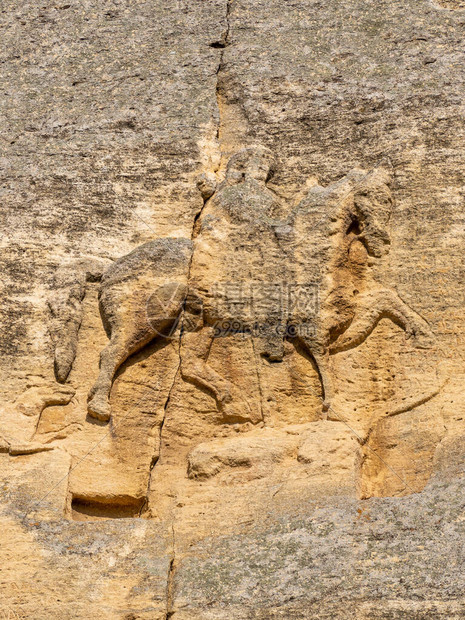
53, 146, 433, 423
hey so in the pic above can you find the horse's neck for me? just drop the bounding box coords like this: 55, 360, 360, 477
331, 228, 352, 268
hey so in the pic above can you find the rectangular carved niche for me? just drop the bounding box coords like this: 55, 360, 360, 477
70, 495, 145, 521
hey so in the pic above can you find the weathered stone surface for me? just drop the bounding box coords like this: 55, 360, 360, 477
2, 0, 465, 617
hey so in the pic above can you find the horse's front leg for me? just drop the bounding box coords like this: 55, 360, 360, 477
329, 288, 434, 354
297, 333, 334, 417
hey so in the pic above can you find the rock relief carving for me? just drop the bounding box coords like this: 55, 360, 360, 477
0, 382, 76, 455
78, 145, 434, 424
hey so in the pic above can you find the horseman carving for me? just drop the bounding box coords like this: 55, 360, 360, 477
52, 146, 434, 423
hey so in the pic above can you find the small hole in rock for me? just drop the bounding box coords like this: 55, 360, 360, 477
346, 218, 362, 235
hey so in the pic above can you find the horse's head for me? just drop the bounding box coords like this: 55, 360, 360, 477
225, 145, 275, 185
195, 145, 275, 202
349, 169, 393, 258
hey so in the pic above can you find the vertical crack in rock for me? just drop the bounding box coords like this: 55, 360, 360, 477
139, 346, 182, 517
164, 515, 177, 619
250, 332, 266, 424
142, 185, 211, 512
150, 1, 235, 608
214, 0, 233, 168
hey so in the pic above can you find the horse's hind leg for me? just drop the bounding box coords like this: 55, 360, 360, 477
88, 318, 171, 422
330, 288, 433, 354
88, 283, 187, 422
87, 333, 135, 422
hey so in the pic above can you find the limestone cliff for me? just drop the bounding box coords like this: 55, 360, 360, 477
2, 0, 465, 618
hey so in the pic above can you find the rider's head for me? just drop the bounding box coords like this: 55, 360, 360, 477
225, 145, 275, 185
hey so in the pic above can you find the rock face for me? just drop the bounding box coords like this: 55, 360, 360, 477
2, 0, 465, 617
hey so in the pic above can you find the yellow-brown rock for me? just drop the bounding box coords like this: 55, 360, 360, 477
2, 0, 465, 617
